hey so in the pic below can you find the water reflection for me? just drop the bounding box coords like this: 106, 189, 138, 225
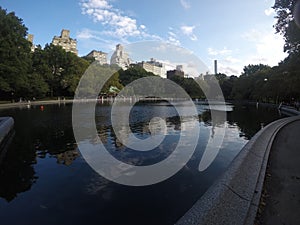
56, 148, 80, 166
0, 104, 76, 202
0, 102, 283, 225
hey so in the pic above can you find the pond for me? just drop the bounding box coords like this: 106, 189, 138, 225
0, 102, 283, 225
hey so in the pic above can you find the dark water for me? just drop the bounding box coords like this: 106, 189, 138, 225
0, 102, 283, 225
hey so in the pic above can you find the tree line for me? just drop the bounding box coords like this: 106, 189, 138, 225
214, 0, 300, 103
1, 1, 300, 103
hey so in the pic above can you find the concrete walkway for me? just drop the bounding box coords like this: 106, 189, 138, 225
256, 119, 300, 225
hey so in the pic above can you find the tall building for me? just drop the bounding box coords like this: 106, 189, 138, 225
167, 65, 185, 79
176, 65, 183, 72
110, 44, 131, 70
86, 50, 108, 65
137, 58, 165, 77
52, 29, 78, 55
214, 60, 218, 75
27, 34, 35, 52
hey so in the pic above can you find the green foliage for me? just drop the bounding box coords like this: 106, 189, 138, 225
229, 62, 300, 103
273, 0, 300, 53
102, 71, 123, 94
0, 8, 92, 100
119, 65, 156, 86
0, 7, 32, 98
76, 63, 123, 97
169, 76, 204, 99
31, 44, 90, 97
242, 64, 271, 76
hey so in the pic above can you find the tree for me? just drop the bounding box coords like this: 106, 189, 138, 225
241, 64, 271, 76
169, 76, 204, 99
273, 0, 300, 53
119, 65, 156, 86
36, 44, 90, 97
221, 76, 237, 99
102, 71, 123, 95
0, 7, 32, 99
215, 73, 227, 84
60, 52, 90, 96
76, 64, 122, 97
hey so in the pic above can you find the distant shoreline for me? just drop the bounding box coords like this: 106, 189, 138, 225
0, 99, 74, 109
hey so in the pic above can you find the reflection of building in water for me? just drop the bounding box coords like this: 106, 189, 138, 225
148, 118, 168, 135
114, 126, 130, 148
98, 126, 109, 144
179, 120, 198, 132
56, 149, 79, 166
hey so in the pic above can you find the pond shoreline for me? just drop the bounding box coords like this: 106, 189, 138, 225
0, 99, 74, 109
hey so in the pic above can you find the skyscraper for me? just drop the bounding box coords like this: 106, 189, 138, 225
110, 44, 131, 70
52, 29, 78, 55
214, 60, 218, 75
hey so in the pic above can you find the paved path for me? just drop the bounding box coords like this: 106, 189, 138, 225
257, 119, 300, 225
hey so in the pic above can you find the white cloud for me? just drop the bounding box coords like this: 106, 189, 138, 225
81, 0, 111, 10
180, 0, 191, 9
264, 8, 275, 16
76, 29, 118, 53
207, 47, 241, 75
223, 56, 241, 64
168, 36, 181, 46
181, 25, 198, 41
80, 0, 143, 38
207, 57, 241, 75
242, 29, 262, 42
206, 29, 287, 75
167, 28, 181, 46
77, 29, 95, 39
168, 31, 176, 37
242, 29, 287, 66
208, 47, 232, 56
218, 64, 240, 75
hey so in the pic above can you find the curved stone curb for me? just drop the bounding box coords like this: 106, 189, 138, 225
176, 116, 300, 225
0, 117, 14, 145
279, 106, 300, 116
0, 117, 15, 162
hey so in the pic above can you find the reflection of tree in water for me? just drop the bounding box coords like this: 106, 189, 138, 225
227, 104, 282, 140
0, 105, 77, 202
0, 131, 37, 202
56, 148, 79, 166
200, 110, 225, 138
97, 116, 183, 149
200, 104, 282, 140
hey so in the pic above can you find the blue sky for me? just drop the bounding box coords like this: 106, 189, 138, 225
1, 0, 287, 75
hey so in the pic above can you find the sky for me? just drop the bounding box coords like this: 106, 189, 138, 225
1, 0, 288, 75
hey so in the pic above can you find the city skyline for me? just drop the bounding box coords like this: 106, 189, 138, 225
1, 0, 288, 75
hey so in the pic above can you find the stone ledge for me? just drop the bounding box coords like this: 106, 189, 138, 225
0, 117, 15, 162
279, 106, 300, 116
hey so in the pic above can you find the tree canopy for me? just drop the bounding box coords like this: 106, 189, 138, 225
0, 7, 32, 98
273, 0, 300, 53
